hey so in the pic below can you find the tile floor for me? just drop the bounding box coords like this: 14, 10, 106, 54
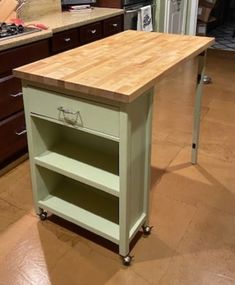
208, 21, 235, 51
0, 49, 235, 285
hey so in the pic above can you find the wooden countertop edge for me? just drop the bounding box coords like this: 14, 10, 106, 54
13, 38, 213, 104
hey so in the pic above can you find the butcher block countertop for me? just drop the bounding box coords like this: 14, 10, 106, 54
0, 8, 123, 52
14, 30, 214, 103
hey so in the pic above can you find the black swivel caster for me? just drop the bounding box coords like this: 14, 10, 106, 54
38, 208, 47, 221
142, 225, 153, 236
122, 255, 133, 266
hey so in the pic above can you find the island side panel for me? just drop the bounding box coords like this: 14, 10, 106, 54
119, 89, 153, 255
22, 83, 52, 213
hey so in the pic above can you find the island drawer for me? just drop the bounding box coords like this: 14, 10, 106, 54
0, 111, 27, 164
51, 29, 79, 54
25, 86, 120, 138
0, 75, 23, 120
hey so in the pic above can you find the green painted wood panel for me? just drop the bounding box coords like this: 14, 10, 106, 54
26, 86, 120, 137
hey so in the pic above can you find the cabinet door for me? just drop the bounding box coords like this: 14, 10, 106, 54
0, 111, 27, 165
51, 29, 79, 54
0, 75, 22, 120
79, 22, 102, 45
0, 40, 50, 75
103, 15, 123, 37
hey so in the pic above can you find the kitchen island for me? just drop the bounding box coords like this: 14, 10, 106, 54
14, 30, 214, 264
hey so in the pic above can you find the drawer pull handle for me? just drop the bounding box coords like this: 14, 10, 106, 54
15, 129, 27, 136
64, 37, 71, 42
10, 92, 23, 98
90, 29, 97, 34
58, 106, 80, 125
58, 106, 78, 115
0, 74, 14, 83
112, 23, 118, 27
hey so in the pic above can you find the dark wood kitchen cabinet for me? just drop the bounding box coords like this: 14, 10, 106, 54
103, 15, 123, 37
79, 21, 103, 45
50, 28, 79, 54
51, 15, 123, 50
0, 39, 50, 169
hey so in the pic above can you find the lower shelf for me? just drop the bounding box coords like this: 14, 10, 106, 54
37, 173, 119, 244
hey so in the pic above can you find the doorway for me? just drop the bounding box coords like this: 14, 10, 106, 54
206, 0, 235, 51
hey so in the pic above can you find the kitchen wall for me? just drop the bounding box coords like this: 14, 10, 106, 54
18, 0, 61, 20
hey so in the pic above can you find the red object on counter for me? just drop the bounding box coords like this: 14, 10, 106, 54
10, 18, 48, 30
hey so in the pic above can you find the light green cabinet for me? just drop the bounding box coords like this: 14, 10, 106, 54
23, 83, 153, 263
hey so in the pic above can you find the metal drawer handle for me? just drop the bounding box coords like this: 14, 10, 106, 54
125, 9, 138, 14
15, 129, 27, 136
10, 92, 23, 98
58, 106, 80, 125
112, 23, 118, 27
90, 29, 97, 34
64, 37, 71, 42
58, 106, 78, 115
0, 74, 14, 83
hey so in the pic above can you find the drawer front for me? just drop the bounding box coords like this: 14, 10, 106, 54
51, 29, 79, 54
0, 74, 23, 120
0, 40, 49, 75
26, 87, 120, 137
0, 111, 27, 164
103, 16, 123, 37
79, 22, 102, 45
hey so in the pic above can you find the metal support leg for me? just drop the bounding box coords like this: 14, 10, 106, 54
191, 51, 206, 164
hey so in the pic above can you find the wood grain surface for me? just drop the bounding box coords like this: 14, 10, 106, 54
14, 30, 214, 103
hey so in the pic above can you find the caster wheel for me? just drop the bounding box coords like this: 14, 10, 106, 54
38, 209, 47, 221
203, 75, 212, 84
142, 225, 153, 235
122, 255, 133, 266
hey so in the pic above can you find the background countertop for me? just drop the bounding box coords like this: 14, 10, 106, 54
0, 8, 123, 52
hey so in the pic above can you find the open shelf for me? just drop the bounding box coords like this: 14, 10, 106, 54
32, 116, 120, 196
36, 167, 119, 244
35, 143, 119, 197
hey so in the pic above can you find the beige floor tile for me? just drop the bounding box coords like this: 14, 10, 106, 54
157, 206, 235, 285
151, 142, 182, 185
0, 160, 33, 212
157, 253, 235, 285
131, 244, 174, 285
0, 199, 26, 233
48, 243, 123, 285
0, 217, 81, 285
204, 100, 235, 126
0, 214, 35, 257
121, 195, 197, 284
155, 147, 235, 215
164, 129, 192, 147
0, 174, 33, 212
149, 194, 197, 249
104, 267, 152, 285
